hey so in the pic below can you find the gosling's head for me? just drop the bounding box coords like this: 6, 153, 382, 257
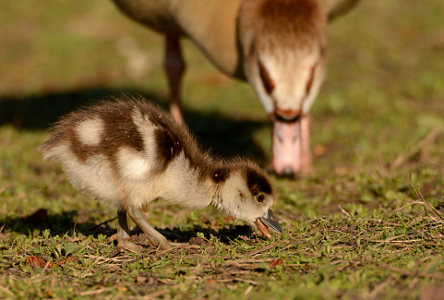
214, 160, 283, 237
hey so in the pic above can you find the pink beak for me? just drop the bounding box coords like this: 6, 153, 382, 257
272, 119, 302, 175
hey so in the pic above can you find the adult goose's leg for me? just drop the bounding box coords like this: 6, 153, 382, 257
164, 36, 185, 124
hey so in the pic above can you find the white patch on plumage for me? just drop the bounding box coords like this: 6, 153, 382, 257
117, 147, 151, 181
131, 107, 157, 161
74, 117, 104, 146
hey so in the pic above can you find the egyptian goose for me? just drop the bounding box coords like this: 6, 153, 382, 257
110, 0, 359, 176
38, 97, 282, 250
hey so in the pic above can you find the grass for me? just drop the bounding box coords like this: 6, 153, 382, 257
1, 0, 443, 298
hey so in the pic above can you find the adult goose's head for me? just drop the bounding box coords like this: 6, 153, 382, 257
239, 0, 327, 175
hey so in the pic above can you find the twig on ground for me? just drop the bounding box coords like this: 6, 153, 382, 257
376, 152, 390, 179
410, 181, 444, 223
391, 201, 428, 215
380, 263, 444, 280
338, 205, 351, 217
242, 242, 279, 257
217, 278, 259, 286
42, 260, 52, 272
223, 258, 277, 271
145, 289, 169, 298
390, 127, 440, 170
244, 285, 254, 296
409, 257, 442, 289
0, 285, 14, 297
368, 278, 392, 299
224, 258, 275, 265
157, 278, 177, 285
368, 238, 423, 244
79, 254, 136, 265
79, 288, 109, 296
87, 217, 118, 232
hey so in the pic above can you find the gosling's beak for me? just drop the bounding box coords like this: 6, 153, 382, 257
255, 209, 283, 238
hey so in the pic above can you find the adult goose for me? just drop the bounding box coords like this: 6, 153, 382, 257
111, 0, 360, 175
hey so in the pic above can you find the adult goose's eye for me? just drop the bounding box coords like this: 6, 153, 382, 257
256, 194, 264, 202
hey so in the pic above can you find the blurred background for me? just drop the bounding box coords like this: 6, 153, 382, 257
0, 0, 443, 215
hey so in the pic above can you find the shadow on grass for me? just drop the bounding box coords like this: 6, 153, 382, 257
1, 208, 114, 238
1, 208, 254, 244
157, 225, 253, 244
0, 86, 268, 161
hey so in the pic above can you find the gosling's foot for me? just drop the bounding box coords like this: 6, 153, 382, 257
117, 238, 143, 253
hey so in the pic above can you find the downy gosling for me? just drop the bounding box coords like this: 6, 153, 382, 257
38, 98, 283, 250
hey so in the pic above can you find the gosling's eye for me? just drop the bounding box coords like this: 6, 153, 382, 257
256, 194, 264, 202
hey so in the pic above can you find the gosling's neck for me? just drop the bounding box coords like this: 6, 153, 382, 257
208, 166, 247, 220
158, 152, 222, 209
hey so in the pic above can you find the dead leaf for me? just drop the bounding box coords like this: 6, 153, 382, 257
269, 258, 283, 269
25, 256, 52, 268
58, 256, 77, 266
314, 144, 328, 156
116, 286, 127, 292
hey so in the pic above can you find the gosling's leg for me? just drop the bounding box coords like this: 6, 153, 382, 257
127, 206, 171, 249
116, 209, 142, 252
164, 35, 185, 124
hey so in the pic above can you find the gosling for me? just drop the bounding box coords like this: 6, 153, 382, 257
38, 97, 282, 250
